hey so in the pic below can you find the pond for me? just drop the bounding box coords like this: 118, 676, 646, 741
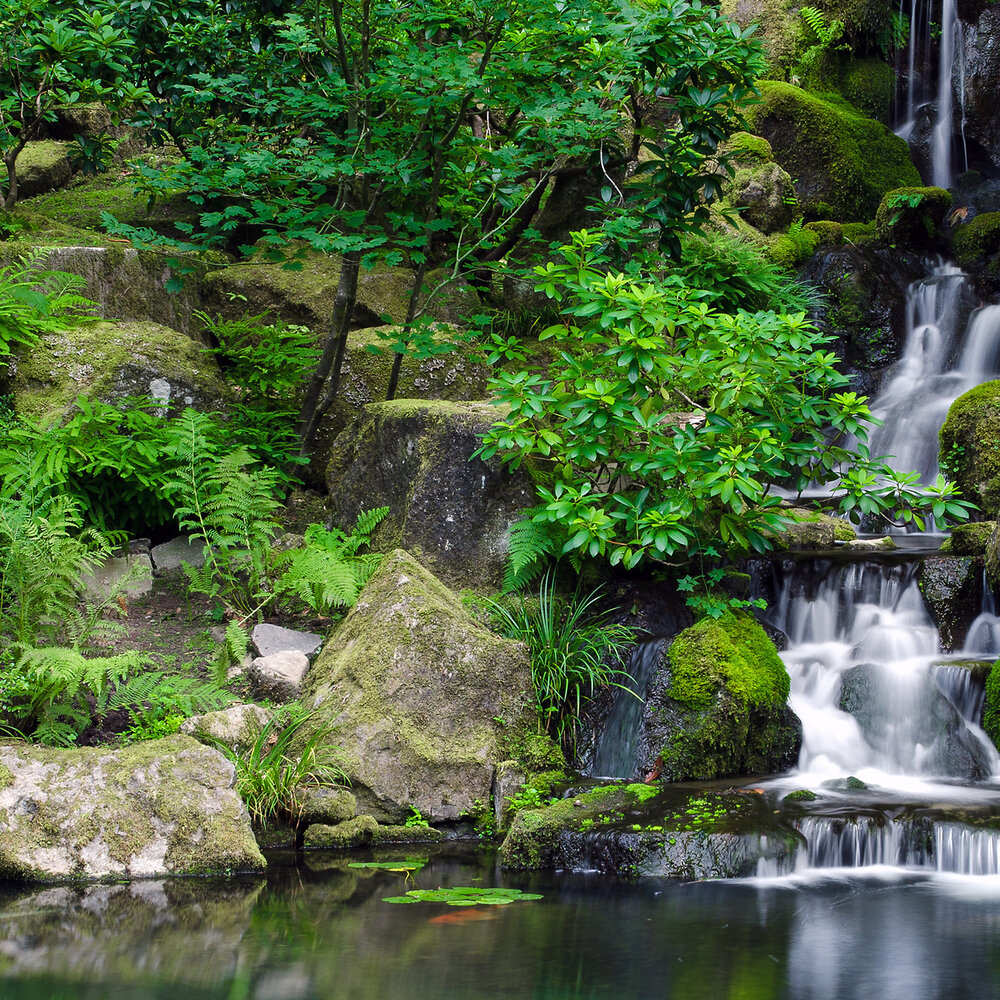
3, 846, 1000, 1000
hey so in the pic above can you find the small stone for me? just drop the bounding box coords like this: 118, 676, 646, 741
574, 799, 583, 808
151, 535, 206, 573
247, 651, 309, 702
82, 552, 153, 601
251, 623, 323, 660
295, 786, 357, 826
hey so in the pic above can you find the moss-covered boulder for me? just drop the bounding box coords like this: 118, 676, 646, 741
918, 555, 981, 652
942, 520, 996, 556
10, 319, 232, 424
12, 141, 72, 200
805, 54, 896, 124
983, 660, 1000, 751
874, 187, 953, 248
0, 735, 264, 880
300, 549, 536, 822
200, 254, 479, 332
939, 380, 1000, 519
747, 82, 921, 221
499, 782, 801, 876
727, 160, 798, 234
637, 613, 801, 782
952, 212, 1000, 273
326, 400, 535, 589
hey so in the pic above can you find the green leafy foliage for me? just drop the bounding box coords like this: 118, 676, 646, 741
485, 569, 636, 745
274, 508, 388, 616
478, 231, 975, 571
199, 706, 348, 826
108, 670, 234, 743
0, 251, 97, 358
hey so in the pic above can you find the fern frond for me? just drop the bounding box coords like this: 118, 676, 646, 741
503, 517, 560, 592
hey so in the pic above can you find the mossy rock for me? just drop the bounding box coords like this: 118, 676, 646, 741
300, 550, 536, 823
10, 319, 232, 425
747, 82, 920, 221
874, 187, 952, 248
0, 736, 265, 880
302, 815, 379, 849
805, 54, 896, 124
637, 613, 801, 782
326, 400, 535, 590
983, 660, 1000, 751
943, 520, 996, 556
0, 243, 210, 337
725, 131, 774, 162
719, 0, 804, 74
939, 380, 1000, 519
12, 141, 73, 200
727, 161, 798, 234
766, 507, 856, 550
499, 782, 801, 876
805, 220, 844, 247
952, 212, 1000, 273
200, 253, 480, 333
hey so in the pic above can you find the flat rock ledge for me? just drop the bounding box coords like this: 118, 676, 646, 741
0, 735, 265, 881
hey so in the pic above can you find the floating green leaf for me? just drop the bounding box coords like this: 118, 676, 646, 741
348, 860, 427, 872
382, 887, 543, 906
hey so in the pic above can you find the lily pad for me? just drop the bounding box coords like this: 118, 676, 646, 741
382, 886, 543, 906
348, 859, 427, 872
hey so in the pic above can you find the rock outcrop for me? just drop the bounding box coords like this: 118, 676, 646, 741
0, 735, 264, 880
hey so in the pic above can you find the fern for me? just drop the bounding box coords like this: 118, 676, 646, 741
107, 670, 234, 719
503, 517, 561, 592
274, 508, 388, 615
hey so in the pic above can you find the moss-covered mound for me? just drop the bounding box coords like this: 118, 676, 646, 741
638, 613, 801, 781
939, 380, 1000, 519
984, 661, 1000, 751
874, 187, 953, 248
747, 82, 921, 221
719, 0, 804, 74
952, 212, 1000, 272
12, 140, 72, 200
806, 55, 896, 124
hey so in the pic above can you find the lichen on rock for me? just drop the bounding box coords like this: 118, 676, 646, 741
0, 735, 264, 881
300, 549, 536, 822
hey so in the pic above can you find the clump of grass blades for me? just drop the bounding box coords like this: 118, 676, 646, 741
201, 707, 348, 826
486, 569, 637, 746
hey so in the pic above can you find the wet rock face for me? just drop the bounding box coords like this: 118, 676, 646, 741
918, 555, 982, 652
301, 549, 536, 822
800, 244, 927, 397
963, 6, 1000, 177
838, 664, 995, 779
0, 735, 265, 881
326, 400, 535, 590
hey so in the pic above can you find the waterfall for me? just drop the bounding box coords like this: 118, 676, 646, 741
763, 558, 1000, 784
931, 0, 958, 187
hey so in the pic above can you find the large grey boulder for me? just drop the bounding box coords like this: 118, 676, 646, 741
326, 400, 535, 589
918, 555, 981, 652
300, 549, 536, 822
0, 735, 265, 880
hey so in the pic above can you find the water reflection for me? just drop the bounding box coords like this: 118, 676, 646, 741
2, 850, 1000, 999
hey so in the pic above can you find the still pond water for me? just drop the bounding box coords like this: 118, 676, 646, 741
2, 846, 1000, 1000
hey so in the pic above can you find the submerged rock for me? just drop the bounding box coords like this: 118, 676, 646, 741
326, 400, 535, 589
0, 735, 265, 880
637, 613, 801, 782
300, 549, 536, 822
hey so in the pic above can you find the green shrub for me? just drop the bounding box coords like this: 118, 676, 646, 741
874, 186, 952, 246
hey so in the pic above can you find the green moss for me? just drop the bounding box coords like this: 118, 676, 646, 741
767, 224, 820, 268
806, 56, 895, 124
940, 380, 1000, 518
667, 613, 789, 709
370, 824, 444, 844
747, 82, 920, 221
842, 221, 876, 244
952, 212, 1000, 272
874, 187, 952, 246
805, 220, 843, 246
726, 131, 774, 162
625, 782, 659, 803
719, 0, 804, 75
497, 722, 565, 773
302, 815, 379, 849
783, 788, 818, 802
947, 521, 996, 557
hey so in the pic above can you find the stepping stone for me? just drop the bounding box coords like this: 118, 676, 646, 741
247, 651, 309, 702
251, 623, 323, 659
